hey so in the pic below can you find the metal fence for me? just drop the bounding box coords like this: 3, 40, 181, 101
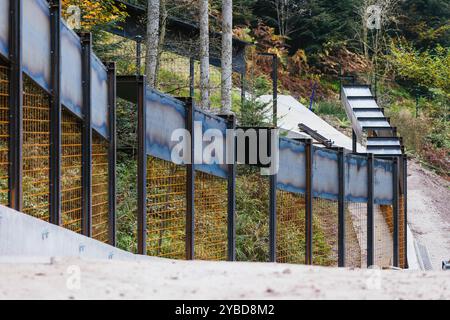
0, 1, 116, 245
236, 167, 270, 262
22, 75, 51, 221
276, 190, 306, 264
158, 50, 243, 111
0, 1, 408, 269
374, 204, 393, 268
345, 202, 367, 268
118, 80, 408, 268
146, 156, 187, 259
92, 133, 111, 243
0, 65, 9, 206
194, 171, 228, 261
61, 109, 83, 233
312, 197, 339, 267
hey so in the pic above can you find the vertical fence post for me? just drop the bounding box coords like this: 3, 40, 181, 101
305, 139, 313, 265
137, 76, 147, 254
393, 156, 400, 267
269, 154, 277, 262
189, 57, 195, 98
9, 0, 23, 211
49, 0, 61, 226
135, 35, 142, 76
185, 98, 195, 260
338, 148, 346, 267
367, 153, 375, 267
402, 154, 408, 268
80, 32, 92, 237
272, 55, 278, 127
352, 130, 357, 153
220, 113, 236, 261
107, 62, 117, 246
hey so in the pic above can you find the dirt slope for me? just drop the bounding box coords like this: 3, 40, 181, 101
0, 257, 449, 300
407, 161, 450, 270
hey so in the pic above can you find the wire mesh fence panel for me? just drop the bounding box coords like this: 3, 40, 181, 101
22, 76, 50, 221
158, 51, 191, 98
312, 198, 339, 267
92, 132, 110, 243
276, 190, 306, 264
61, 109, 83, 233
0, 65, 9, 205
236, 167, 270, 262
157, 51, 243, 110
345, 202, 366, 268
378, 203, 404, 268
194, 171, 228, 261
399, 196, 406, 268
147, 156, 186, 259
374, 204, 393, 268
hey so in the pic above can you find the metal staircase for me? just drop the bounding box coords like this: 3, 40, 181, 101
341, 85, 403, 156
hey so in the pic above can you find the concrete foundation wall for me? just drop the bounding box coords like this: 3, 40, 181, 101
0, 206, 150, 261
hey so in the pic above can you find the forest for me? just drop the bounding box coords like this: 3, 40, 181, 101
60, 0, 449, 256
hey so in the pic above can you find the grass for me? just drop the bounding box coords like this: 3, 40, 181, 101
314, 100, 348, 121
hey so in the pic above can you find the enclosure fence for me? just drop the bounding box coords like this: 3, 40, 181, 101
22, 75, 51, 221
61, 109, 83, 233
0, 0, 408, 269
146, 156, 187, 259
0, 0, 116, 245
116, 76, 408, 269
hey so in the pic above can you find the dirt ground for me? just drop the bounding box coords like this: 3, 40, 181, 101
0, 257, 448, 300
407, 161, 450, 270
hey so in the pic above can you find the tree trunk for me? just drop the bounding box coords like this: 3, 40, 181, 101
146, 0, 160, 88
155, 0, 167, 86
199, 0, 210, 109
221, 0, 233, 113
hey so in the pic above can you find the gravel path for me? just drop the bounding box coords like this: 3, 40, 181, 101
0, 257, 448, 300
407, 161, 450, 270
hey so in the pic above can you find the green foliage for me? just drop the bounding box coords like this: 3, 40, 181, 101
314, 100, 347, 120
388, 41, 450, 97
237, 97, 273, 127
116, 156, 138, 253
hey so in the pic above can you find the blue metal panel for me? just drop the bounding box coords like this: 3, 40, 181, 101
145, 89, 186, 162
374, 158, 394, 205
277, 138, 306, 195
313, 147, 339, 201
0, 0, 9, 59
345, 154, 368, 203
194, 109, 228, 179
91, 54, 109, 139
23, 0, 51, 91
61, 21, 83, 118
